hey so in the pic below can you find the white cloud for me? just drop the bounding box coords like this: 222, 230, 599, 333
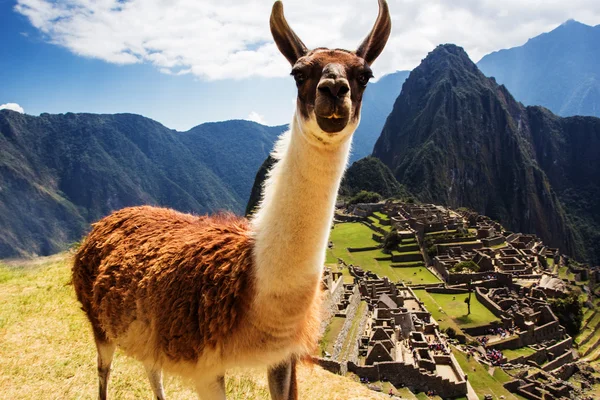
0, 103, 25, 113
247, 111, 267, 125
14, 0, 600, 80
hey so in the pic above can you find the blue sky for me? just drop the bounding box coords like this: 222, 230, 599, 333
0, 0, 296, 130
2, 0, 600, 131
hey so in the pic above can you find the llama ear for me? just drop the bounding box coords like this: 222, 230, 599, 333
356, 0, 392, 65
270, 1, 308, 65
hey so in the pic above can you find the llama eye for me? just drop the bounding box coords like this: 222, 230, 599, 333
358, 73, 371, 86
294, 73, 305, 84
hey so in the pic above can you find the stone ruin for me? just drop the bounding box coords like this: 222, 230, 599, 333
318, 268, 468, 398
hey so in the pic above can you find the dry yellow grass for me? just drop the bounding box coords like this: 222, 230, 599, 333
0, 253, 387, 400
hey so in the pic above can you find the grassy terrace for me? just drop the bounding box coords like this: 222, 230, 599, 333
329, 222, 379, 249
367, 216, 391, 232
339, 301, 368, 360
0, 256, 391, 400
319, 317, 345, 356
414, 290, 499, 330
453, 347, 522, 400
503, 346, 537, 360
326, 223, 440, 284
373, 211, 389, 220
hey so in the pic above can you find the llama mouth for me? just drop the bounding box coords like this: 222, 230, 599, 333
316, 115, 349, 133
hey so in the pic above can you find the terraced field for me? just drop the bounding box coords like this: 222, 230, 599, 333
326, 222, 440, 284
578, 307, 600, 363
413, 289, 499, 331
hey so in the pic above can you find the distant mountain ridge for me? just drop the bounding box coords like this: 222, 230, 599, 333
0, 110, 285, 258
478, 20, 600, 118
373, 44, 600, 264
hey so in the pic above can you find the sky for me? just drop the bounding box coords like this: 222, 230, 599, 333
2, 0, 600, 131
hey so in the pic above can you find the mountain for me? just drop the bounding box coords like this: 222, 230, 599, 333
0, 110, 285, 258
340, 156, 411, 199
478, 20, 600, 118
350, 70, 410, 162
373, 44, 600, 264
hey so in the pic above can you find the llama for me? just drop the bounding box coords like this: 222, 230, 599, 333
72, 1, 391, 399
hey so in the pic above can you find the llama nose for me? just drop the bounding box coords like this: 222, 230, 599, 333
318, 78, 350, 98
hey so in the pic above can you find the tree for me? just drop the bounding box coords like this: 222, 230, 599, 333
465, 280, 473, 315
383, 229, 401, 253
549, 291, 583, 336
452, 260, 480, 273
347, 190, 382, 205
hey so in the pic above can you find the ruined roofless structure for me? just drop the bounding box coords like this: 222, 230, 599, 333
71, 1, 392, 399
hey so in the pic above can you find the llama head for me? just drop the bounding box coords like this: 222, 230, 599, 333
270, 0, 391, 146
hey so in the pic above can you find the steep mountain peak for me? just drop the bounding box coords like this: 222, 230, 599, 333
417, 44, 480, 77
373, 44, 600, 264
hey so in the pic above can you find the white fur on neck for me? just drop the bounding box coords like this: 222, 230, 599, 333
251, 111, 356, 299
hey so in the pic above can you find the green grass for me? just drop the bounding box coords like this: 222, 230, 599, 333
0, 255, 390, 400
329, 222, 379, 249
319, 317, 345, 356
453, 347, 521, 400
373, 212, 389, 220
503, 346, 536, 360
339, 302, 367, 360
413, 290, 463, 333
367, 217, 391, 232
413, 290, 499, 329
335, 249, 439, 284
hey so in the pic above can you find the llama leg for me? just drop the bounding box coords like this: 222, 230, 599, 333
144, 363, 166, 400
267, 357, 298, 400
195, 375, 226, 400
96, 340, 116, 400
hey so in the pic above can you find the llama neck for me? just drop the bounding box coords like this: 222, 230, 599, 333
251, 113, 352, 297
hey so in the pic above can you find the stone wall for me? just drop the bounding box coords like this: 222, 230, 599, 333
320, 275, 345, 335
315, 358, 347, 375
542, 350, 574, 372
481, 235, 506, 247
426, 287, 469, 294
334, 213, 365, 222
332, 286, 361, 360
392, 252, 424, 263
347, 302, 370, 364
474, 287, 505, 319
347, 360, 468, 398
348, 246, 380, 252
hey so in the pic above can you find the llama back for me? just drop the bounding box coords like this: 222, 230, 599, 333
72, 205, 256, 363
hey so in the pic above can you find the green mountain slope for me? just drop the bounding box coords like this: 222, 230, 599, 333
373, 44, 600, 264
0, 111, 285, 257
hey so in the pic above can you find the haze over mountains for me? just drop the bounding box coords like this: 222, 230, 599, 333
478, 20, 600, 118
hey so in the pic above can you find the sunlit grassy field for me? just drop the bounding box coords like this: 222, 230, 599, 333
0, 254, 388, 400
414, 290, 499, 329
329, 222, 379, 249
452, 347, 522, 400
325, 222, 439, 285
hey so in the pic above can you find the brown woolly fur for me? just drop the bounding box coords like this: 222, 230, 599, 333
73, 206, 256, 363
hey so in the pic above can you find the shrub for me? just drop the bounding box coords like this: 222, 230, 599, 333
445, 327, 457, 339
450, 261, 480, 273
348, 190, 382, 205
